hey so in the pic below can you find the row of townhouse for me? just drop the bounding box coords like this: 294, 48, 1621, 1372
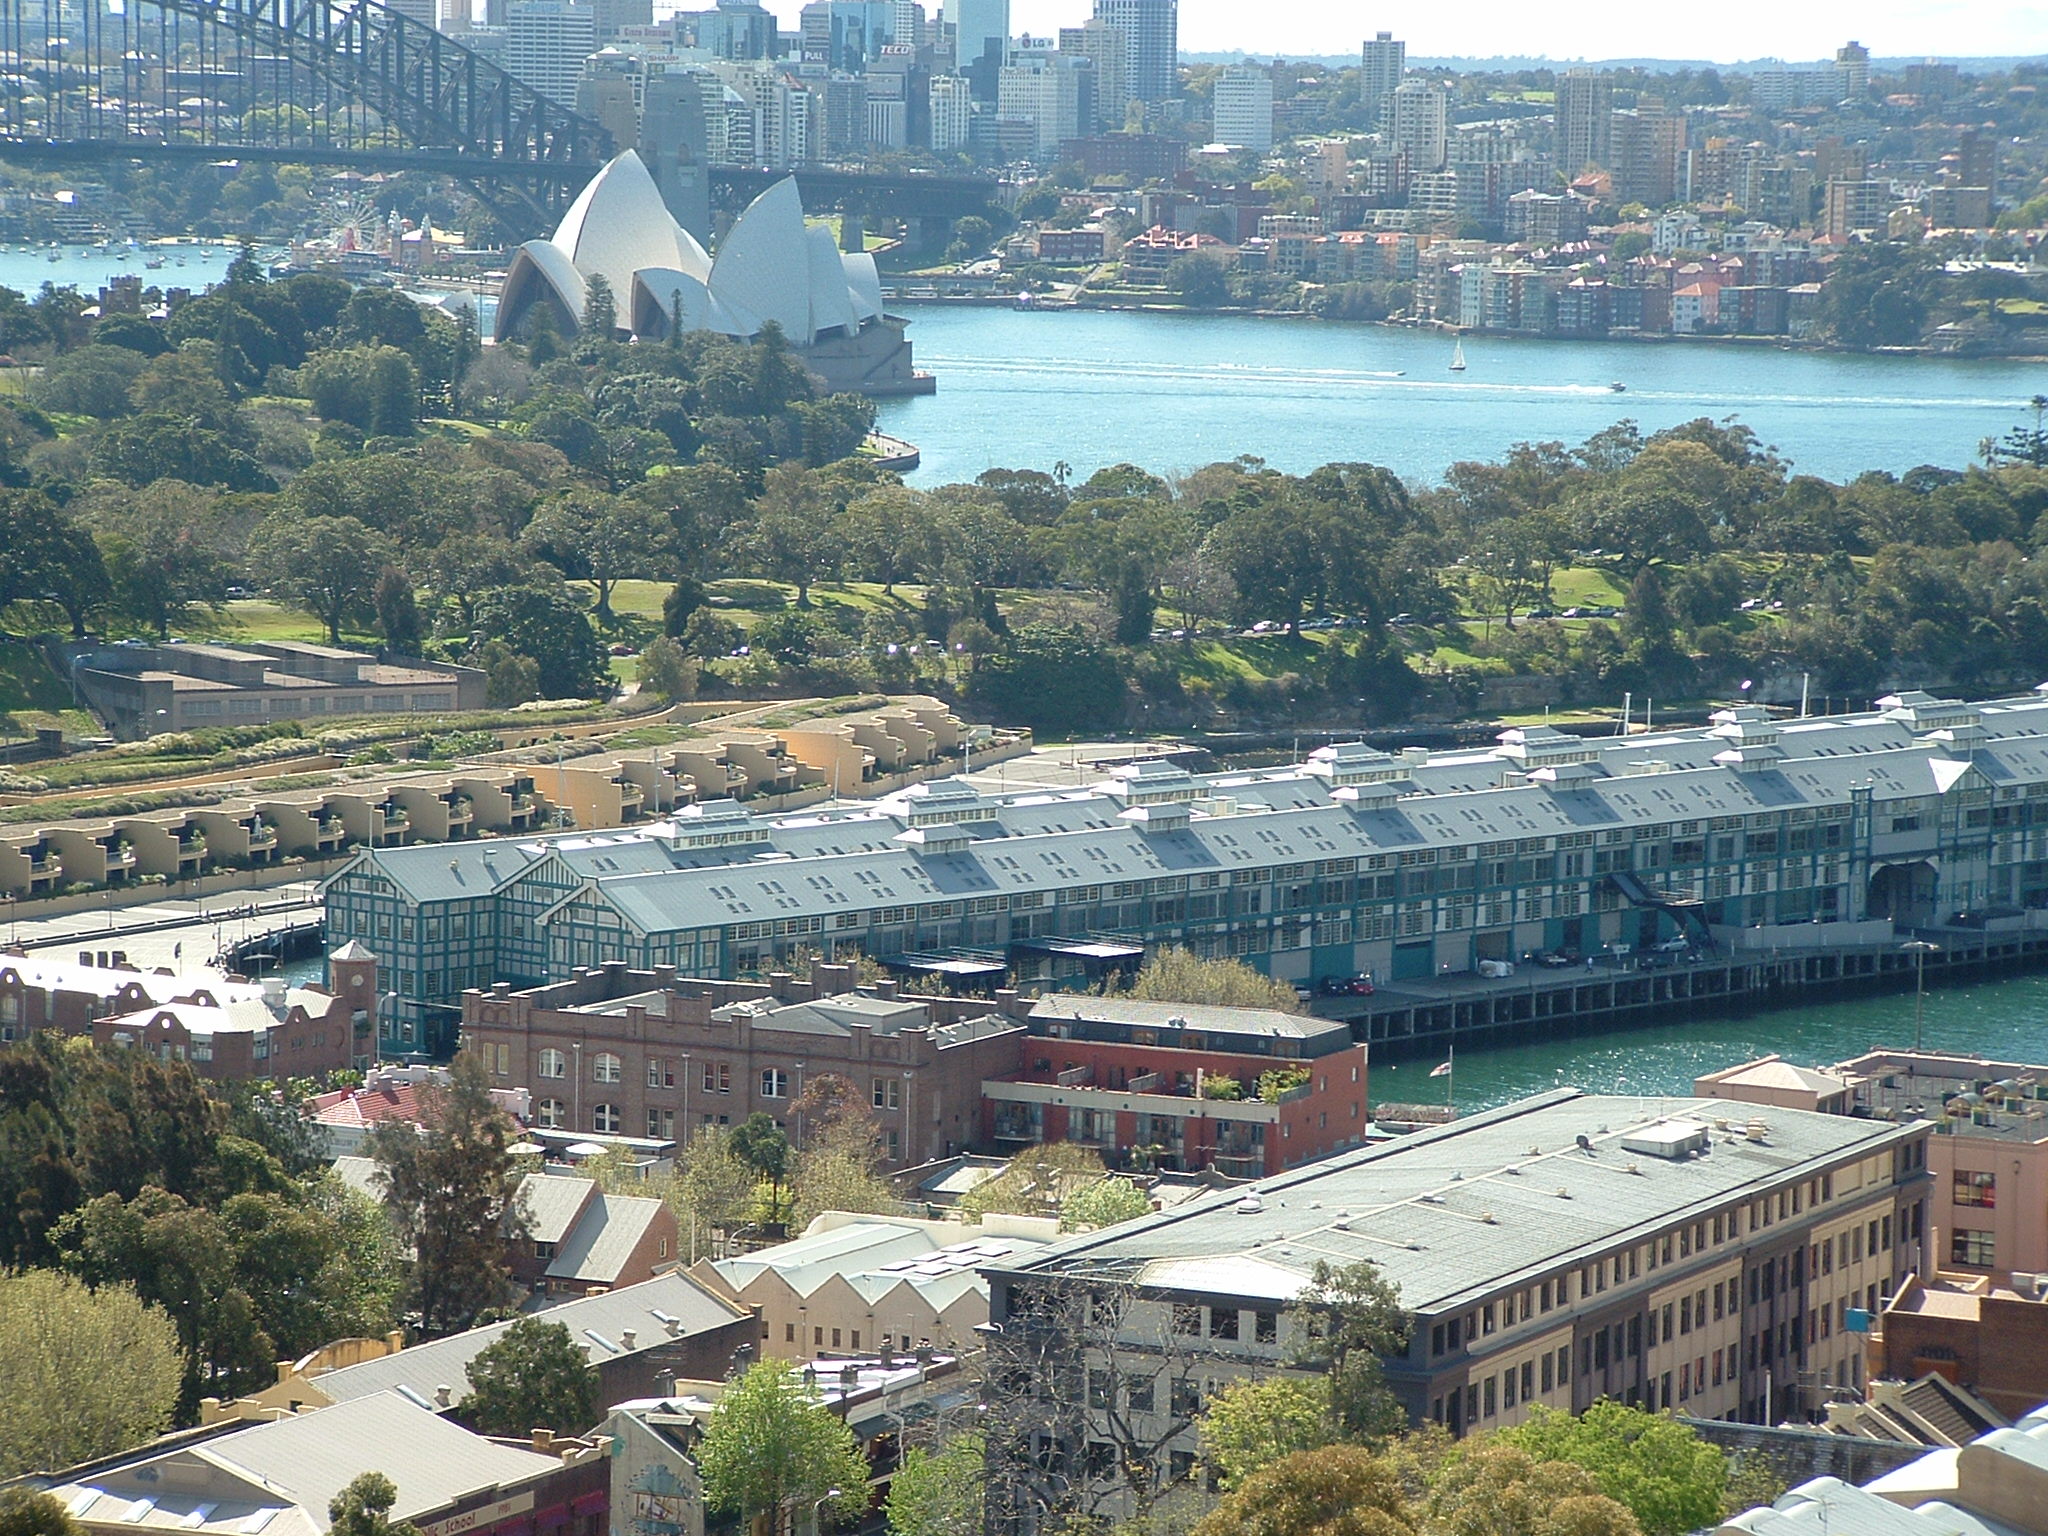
978, 1089, 1931, 1518
0, 700, 985, 902
331, 689, 2048, 1056
0, 766, 552, 900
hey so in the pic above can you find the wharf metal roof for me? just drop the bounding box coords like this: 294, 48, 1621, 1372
313, 1272, 746, 1407
983, 1090, 1919, 1318
341, 691, 2048, 927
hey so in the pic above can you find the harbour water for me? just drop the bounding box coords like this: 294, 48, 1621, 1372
0, 241, 253, 306
1393, 965, 2048, 1113
877, 303, 2048, 487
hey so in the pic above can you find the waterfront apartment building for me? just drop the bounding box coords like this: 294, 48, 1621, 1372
979, 1089, 1932, 1519
458, 959, 1369, 1173
330, 689, 2048, 1056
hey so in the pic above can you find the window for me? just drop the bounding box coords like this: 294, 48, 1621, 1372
761, 1067, 789, 1098
1209, 1307, 1238, 1340
538, 1097, 566, 1129
648, 1108, 675, 1140
1955, 1171, 1996, 1208
593, 1052, 622, 1083
873, 1077, 901, 1110
1255, 1310, 1278, 1344
1951, 1228, 1996, 1267
592, 1103, 620, 1133
649, 1058, 674, 1089
704, 1061, 731, 1094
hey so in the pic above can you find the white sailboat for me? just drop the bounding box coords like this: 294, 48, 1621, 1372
1449, 338, 1467, 372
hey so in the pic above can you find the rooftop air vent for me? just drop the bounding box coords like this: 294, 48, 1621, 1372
1620, 1120, 1710, 1160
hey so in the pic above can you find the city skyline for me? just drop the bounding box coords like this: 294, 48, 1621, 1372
737, 0, 2048, 65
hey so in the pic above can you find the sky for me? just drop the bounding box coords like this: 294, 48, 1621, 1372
757, 0, 2048, 64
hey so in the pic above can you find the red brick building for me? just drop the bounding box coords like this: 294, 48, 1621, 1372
462, 962, 1025, 1165
460, 964, 1369, 1177
985, 997, 1369, 1176
3, 943, 378, 1081
512, 1173, 680, 1298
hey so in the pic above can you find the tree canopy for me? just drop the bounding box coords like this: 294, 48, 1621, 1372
0, 1269, 182, 1475
694, 1360, 871, 1535
459, 1317, 599, 1439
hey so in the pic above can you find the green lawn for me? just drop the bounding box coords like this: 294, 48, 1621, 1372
0, 638, 90, 732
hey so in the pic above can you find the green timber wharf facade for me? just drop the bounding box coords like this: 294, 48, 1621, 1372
326, 690, 2048, 1059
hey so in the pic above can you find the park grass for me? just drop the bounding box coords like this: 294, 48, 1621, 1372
0, 638, 91, 732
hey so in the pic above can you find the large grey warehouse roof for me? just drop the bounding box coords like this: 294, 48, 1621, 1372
334, 688, 2048, 919
983, 1089, 1921, 1317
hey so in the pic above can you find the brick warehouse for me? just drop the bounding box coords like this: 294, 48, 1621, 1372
459, 961, 1368, 1175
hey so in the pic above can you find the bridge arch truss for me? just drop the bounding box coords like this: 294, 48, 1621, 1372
0, 0, 614, 226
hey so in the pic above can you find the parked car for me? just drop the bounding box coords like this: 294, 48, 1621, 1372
1525, 607, 1555, 619
1561, 606, 1589, 618
1591, 605, 1618, 618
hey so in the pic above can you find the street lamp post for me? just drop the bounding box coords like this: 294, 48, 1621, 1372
1902, 940, 1941, 1055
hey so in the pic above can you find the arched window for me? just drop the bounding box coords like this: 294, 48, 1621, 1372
537, 1049, 566, 1079
593, 1051, 622, 1083
537, 1098, 567, 1129
592, 1103, 621, 1134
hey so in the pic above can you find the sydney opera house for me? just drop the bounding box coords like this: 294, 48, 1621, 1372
494, 151, 927, 396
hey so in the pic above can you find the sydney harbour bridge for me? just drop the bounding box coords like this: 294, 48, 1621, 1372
0, 0, 994, 231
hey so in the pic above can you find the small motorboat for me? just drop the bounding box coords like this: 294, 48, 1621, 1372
1609, 380, 1626, 392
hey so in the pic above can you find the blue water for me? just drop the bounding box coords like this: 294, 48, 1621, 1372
0, 241, 254, 307
876, 304, 2048, 486
1390, 967, 2048, 1114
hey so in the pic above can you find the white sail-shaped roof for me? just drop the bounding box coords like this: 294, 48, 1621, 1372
551, 148, 712, 304
842, 251, 885, 324
496, 238, 587, 339
708, 177, 815, 343
629, 268, 761, 342
805, 223, 858, 338
495, 156, 885, 355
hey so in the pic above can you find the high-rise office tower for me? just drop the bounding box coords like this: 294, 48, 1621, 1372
1091, 0, 1176, 104
1361, 31, 1403, 122
1211, 62, 1272, 151
800, 0, 895, 71
1555, 69, 1612, 174
998, 47, 1094, 156
1058, 19, 1129, 129
929, 71, 974, 151
945, 0, 1008, 70
1389, 77, 1447, 172
505, 0, 596, 107
890, 0, 925, 48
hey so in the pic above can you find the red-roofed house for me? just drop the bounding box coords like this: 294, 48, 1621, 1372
309, 1062, 533, 1156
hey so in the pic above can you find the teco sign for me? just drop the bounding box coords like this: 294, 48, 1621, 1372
419, 1492, 535, 1536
